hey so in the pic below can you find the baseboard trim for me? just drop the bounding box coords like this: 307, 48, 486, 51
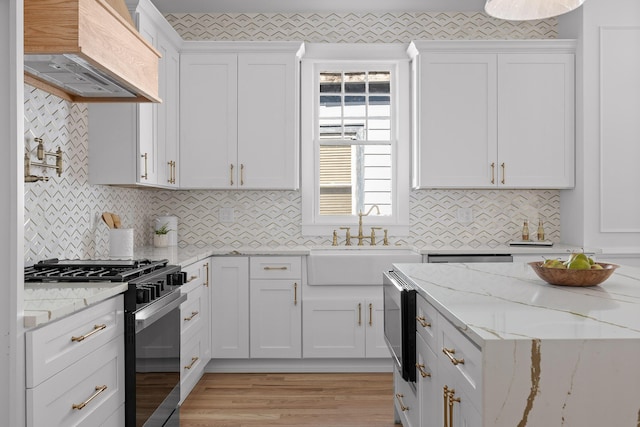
204, 358, 394, 373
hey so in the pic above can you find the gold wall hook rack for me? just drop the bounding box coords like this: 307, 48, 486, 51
24, 136, 63, 183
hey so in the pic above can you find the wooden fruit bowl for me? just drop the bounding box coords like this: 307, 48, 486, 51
528, 261, 619, 287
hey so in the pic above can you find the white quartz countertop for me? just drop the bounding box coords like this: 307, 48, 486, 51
392, 262, 640, 348
23, 282, 128, 328
131, 242, 588, 268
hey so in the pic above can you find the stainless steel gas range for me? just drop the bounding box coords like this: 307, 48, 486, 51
25, 258, 187, 427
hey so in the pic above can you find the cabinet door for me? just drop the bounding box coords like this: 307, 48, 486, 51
157, 32, 180, 187
210, 257, 249, 358
364, 296, 389, 358
180, 53, 238, 188
497, 53, 575, 188
413, 53, 497, 188
250, 279, 301, 358
237, 52, 299, 189
417, 335, 439, 427
302, 298, 365, 358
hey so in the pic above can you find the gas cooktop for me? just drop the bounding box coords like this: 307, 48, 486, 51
24, 258, 170, 283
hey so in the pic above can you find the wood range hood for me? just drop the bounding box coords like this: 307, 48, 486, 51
24, 0, 161, 103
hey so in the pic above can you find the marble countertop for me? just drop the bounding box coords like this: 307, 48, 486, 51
24, 282, 128, 328
393, 262, 640, 348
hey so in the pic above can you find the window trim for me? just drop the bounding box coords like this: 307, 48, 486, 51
301, 43, 410, 236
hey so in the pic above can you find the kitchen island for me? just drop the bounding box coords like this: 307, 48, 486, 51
392, 262, 640, 427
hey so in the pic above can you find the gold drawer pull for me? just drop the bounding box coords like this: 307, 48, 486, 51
501, 162, 506, 184
184, 356, 199, 370
490, 162, 495, 184
184, 311, 199, 321
204, 262, 210, 287
442, 347, 464, 365
187, 275, 198, 283
416, 362, 431, 378
230, 164, 234, 186
264, 266, 288, 271
71, 324, 106, 342
416, 316, 431, 328
358, 303, 362, 326
141, 153, 148, 180
395, 393, 409, 412
72, 385, 107, 410
369, 303, 373, 326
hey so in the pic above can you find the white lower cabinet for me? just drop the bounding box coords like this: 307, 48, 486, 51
303, 285, 388, 358
249, 256, 302, 358
210, 256, 250, 358
25, 295, 125, 427
180, 258, 212, 402
394, 369, 419, 427
406, 294, 482, 427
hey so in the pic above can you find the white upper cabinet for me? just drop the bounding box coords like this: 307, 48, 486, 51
179, 42, 304, 190
409, 40, 575, 189
88, 0, 181, 188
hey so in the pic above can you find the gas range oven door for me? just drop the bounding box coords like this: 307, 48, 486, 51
126, 292, 187, 427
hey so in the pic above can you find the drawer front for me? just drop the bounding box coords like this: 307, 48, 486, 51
394, 370, 418, 427
182, 260, 207, 293
439, 314, 482, 408
26, 295, 124, 388
180, 331, 206, 402
250, 256, 302, 279
181, 283, 206, 337
27, 338, 125, 427
416, 294, 438, 353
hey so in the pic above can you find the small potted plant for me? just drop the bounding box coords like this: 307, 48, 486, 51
153, 223, 171, 247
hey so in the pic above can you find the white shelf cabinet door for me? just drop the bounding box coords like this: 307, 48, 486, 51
179, 52, 238, 188
156, 30, 180, 187
497, 53, 575, 189
412, 52, 498, 188
237, 52, 300, 190
210, 256, 249, 358
302, 298, 366, 358
249, 279, 301, 358
364, 296, 390, 358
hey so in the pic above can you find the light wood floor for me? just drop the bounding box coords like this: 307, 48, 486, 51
180, 372, 403, 427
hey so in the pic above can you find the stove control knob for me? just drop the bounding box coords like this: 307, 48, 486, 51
136, 287, 151, 304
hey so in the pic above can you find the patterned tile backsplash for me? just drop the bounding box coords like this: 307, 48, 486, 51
23, 11, 560, 263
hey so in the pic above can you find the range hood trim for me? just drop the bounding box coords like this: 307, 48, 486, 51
24, 0, 162, 103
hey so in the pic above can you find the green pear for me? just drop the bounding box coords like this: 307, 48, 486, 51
566, 258, 591, 270
591, 263, 604, 270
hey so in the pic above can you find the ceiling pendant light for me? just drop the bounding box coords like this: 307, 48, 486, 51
485, 0, 585, 21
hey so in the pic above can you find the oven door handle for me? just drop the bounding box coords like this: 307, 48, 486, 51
135, 293, 187, 333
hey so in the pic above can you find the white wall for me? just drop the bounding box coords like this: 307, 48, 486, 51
561, 0, 640, 259
1, 0, 25, 425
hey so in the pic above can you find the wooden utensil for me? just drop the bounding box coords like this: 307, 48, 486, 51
111, 213, 122, 229
102, 212, 115, 229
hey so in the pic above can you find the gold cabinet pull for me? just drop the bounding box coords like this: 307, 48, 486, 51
188, 275, 198, 283
368, 303, 373, 326
240, 163, 245, 186
490, 162, 495, 184
416, 315, 431, 328
294, 282, 298, 306
358, 303, 362, 326
71, 324, 106, 342
501, 162, 506, 184
167, 160, 176, 184
72, 385, 107, 410
184, 356, 199, 370
204, 262, 210, 287
395, 393, 409, 412
264, 266, 288, 271
141, 152, 148, 180
448, 388, 460, 427
442, 347, 464, 365
443, 386, 449, 427
416, 362, 431, 378
184, 311, 199, 321
230, 164, 234, 186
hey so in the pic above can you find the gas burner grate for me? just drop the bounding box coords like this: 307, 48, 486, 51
24, 258, 170, 283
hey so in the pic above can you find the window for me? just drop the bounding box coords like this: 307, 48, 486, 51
301, 44, 410, 236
